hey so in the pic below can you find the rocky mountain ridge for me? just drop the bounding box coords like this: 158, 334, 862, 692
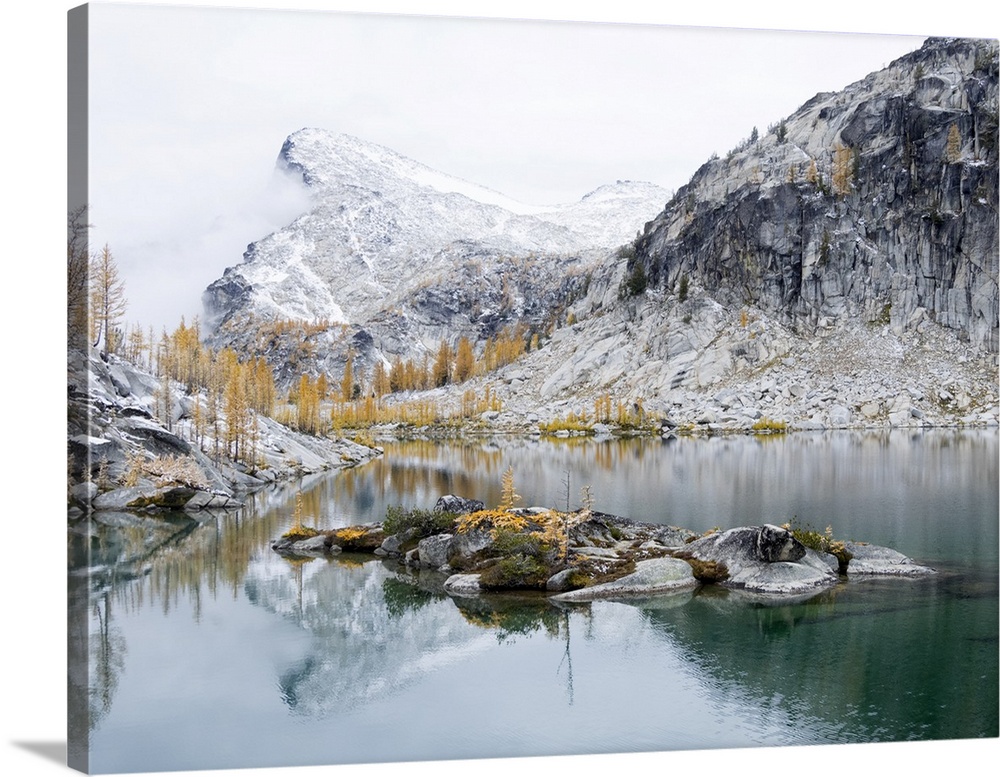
201, 37, 997, 432
203, 128, 670, 384
361, 37, 998, 433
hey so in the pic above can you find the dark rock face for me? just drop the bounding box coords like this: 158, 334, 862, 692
202, 267, 252, 332
755, 523, 806, 563
633, 37, 998, 352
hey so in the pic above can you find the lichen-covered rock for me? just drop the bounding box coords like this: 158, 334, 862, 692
328, 525, 386, 552
434, 495, 485, 515
379, 528, 420, 557
545, 567, 585, 592
448, 527, 495, 568
92, 485, 197, 511
416, 533, 455, 570
755, 523, 807, 562
551, 557, 697, 601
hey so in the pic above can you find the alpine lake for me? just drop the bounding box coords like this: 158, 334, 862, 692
69, 429, 999, 773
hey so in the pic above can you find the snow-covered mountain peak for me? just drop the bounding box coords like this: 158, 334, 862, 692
278, 127, 552, 215
204, 128, 671, 378
579, 180, 671, 204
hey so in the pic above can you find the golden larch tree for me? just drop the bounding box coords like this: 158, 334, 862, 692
945, 123, 962, 163
341, 353, 355, 402
454, 337, 475, 383
89, 243, 128, 356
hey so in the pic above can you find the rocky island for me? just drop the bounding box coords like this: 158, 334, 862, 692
271, 485, 935, 600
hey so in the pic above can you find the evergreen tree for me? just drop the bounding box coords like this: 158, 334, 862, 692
806, 159, 819, 185
372, 360, 391, 397
389, 356, 405, 393
225, 363, 250, 460
499, 465, 520, 511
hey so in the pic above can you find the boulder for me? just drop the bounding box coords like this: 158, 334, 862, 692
551, 557, 697, 601
448, 527, 495, 567
655, 526, 697, 547
291, 534, 335, 554
443, 574, 482, 596
434, 495, 485, 515
681, 525, 838, 595
184, 490, 242, 510
827, 404, 852, 428
92, 484, 196, 511
380, 528, 419, 556
417, 534, 454, 569
545, 568, 584, 592
69, 481, 98, 505
106, 363, 133, 398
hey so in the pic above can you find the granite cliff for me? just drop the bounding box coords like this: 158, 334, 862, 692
629, 36, 997, 352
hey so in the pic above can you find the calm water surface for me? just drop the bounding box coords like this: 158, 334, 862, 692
69, 430, 999, 773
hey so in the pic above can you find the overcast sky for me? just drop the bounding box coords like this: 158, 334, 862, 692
81, 1, 949, 334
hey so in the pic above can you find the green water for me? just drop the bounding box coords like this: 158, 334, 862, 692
69, 430, 998, 772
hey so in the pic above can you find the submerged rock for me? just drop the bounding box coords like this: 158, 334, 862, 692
843, 542, 936, 575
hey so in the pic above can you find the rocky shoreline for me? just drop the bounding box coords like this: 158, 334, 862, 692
271, 494, 935, 600
67, 347, 382, 517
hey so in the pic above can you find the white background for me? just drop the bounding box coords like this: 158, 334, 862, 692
2, 2, 998, 777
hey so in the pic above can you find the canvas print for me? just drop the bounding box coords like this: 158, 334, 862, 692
67, 2, 999, 774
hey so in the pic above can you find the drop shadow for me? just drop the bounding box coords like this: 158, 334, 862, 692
11, 741, 67, 766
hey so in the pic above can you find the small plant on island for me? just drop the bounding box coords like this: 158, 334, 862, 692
383, 504, 458, 539
281, 493, 320, 542
785, 521, 853, 574
328, 524, 386, 552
